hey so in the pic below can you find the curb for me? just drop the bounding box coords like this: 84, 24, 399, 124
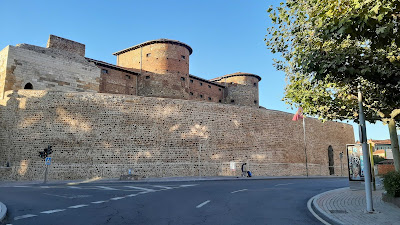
308, 187, 348, 225
0, 201, 7, 222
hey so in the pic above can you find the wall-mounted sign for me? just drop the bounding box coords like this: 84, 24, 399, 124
230, 162, 236, 171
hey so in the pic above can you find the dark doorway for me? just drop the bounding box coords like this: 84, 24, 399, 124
328, 145, 335, 175
24, 83, 33, 89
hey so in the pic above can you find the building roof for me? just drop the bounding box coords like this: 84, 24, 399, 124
113, 39, 193, 56
189, 74, 226, 88
210, 72, 262, 82
373, 149, 386, 155
86, 58, 140, 75
369, 139, 391, 145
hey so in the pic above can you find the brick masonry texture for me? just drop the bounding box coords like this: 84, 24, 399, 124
0, 90, 354, 180
3, 44, 100, 93
377, 164, 395, 175
0, 46, 8, 99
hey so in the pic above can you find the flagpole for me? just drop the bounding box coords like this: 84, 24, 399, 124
303, 117, 309, 177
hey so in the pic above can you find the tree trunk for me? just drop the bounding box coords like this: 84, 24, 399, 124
388, 118, 400, 171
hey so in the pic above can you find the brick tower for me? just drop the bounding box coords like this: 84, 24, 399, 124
113, 39, 193, 99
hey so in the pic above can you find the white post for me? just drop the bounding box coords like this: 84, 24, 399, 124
303, 117, 309, 177
358, 87, 374, 212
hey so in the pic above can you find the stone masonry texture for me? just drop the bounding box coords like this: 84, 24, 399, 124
3, 44, 100, 93
0, 90, 354, 180
46, 35, 86, 57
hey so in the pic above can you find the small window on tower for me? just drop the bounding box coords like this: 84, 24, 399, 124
126, 75, 131, 79
190, 92, 194, 95
254, 83, 257, 87
190, 79, 193, 83
181, 77, 186, 81
101, 69, 108, 74
231, 99, 235, 103
200, 94, 203, 98
146, 53, 151, 57
208, 85, 211, 88
181, 55, 186, 60
200, 82, 203, 86
208, 97, 212, 101
254, 100, 258, 104
219, 88, 222, 91
145, 76, 150, 79
218, 99, 222, 103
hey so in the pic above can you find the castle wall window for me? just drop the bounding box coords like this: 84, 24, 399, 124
219, 88, 222, 91
101, 69, 108, 74
219, 99, 222, 103
200, 82, 203, 86
145, 76, 150, 79
200, 94, 203, 98
181, 55, 186, 59
126, 75, 131, 79
190, 79, 193, 83
231, 99, 235, 103
146, 53, 151, 57
208, 97, 212, 101
254, 83, 257, 87
190, 92, 193, 95
24, 83, 33, 89
181, 77, 186, 81
208, 85, 211, 88
254, 100, 258, 104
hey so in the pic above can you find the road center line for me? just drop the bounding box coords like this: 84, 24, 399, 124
14, 214, 37, 220
40, 209, 66, 214
95, 186, 119, 191
68, 204, 88, 209
231, 189, 248, 193
111, 197, 125, 200
196, 200, 211, 208
91, 200, 108, 204
275, 183, 293, 186
152, 185, 173, 189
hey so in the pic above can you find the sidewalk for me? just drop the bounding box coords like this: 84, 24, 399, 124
310, 187, 400, 225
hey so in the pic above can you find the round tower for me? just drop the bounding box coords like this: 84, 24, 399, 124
113, 39, 192, 99
211, 72, 261, 107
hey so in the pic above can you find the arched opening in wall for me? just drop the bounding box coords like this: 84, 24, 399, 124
24, 83, 33, 89
328, 145, 335, 175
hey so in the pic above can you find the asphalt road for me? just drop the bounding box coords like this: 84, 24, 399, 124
0, 178, 348, 225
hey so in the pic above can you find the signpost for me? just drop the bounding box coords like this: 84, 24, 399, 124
39, 146, 53, 184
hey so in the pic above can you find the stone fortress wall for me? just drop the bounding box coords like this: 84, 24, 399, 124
0, 35, 355, 180
0, 91, 353, 180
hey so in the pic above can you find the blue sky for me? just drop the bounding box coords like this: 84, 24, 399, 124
0, 0, 391, 141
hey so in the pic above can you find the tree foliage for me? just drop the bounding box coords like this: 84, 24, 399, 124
265, 0, 400, 121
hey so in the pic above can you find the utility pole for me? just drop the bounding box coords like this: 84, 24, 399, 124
358, 87, 374, 212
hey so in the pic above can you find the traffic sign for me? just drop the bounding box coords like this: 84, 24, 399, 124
45, 157, 51, 165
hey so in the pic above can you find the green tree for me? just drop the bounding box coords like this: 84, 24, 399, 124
265, 0, 400, 170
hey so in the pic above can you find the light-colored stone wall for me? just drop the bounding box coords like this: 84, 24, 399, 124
0, 46, 9, 99
0, 90, 354, 180
2, 44, 100, 93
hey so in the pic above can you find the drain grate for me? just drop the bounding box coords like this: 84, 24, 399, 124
329, 210, 348, 214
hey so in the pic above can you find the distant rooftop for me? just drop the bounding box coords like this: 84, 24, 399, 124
113, 39, 193, 56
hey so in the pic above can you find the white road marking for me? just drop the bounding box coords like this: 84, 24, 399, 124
124, 186, 155, 192
231, 189, 248, 193
68, 204, 88, 209
95, 186, 119, 191
14, 214, 37, 220
275, 183, 293, 186
91, 200, 108, 204
196, 200, 211, 208
126, 194, 138, 197
152, 185, 173, 189
307, 197, 331, 225
13, 186, 30, 188
40, 209, 66, 214
40, 186, 50, 188
68, 186, 82, 189
111, 197, 125, 200
180, 184, 198, 187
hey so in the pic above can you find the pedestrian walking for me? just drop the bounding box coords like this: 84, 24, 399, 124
241, 163, 248, 177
